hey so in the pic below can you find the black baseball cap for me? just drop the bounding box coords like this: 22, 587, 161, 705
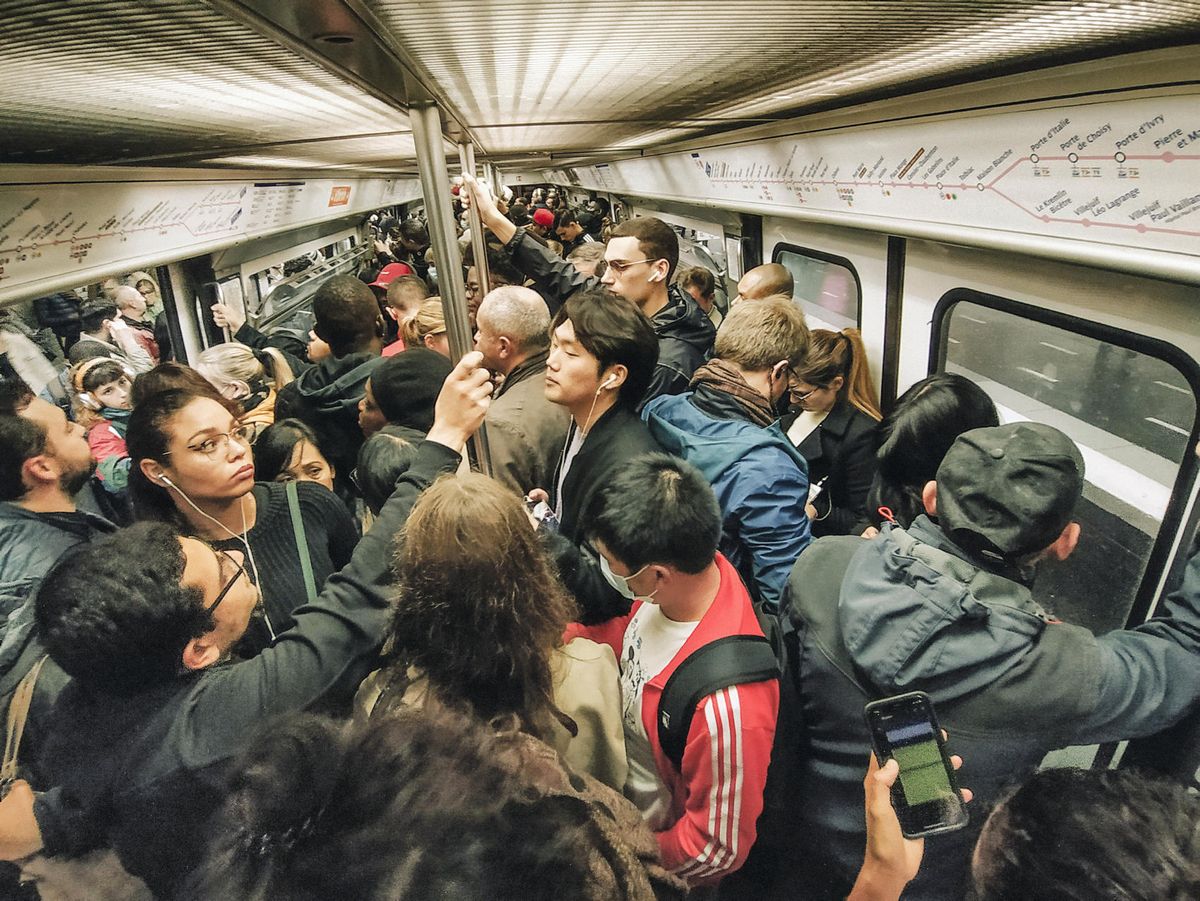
936, 422, 1085, 562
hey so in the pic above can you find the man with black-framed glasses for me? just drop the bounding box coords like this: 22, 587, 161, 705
465, 177, 714, 405
0, 355, 495, 895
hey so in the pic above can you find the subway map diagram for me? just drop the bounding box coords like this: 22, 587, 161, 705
562, 93, 1200, 256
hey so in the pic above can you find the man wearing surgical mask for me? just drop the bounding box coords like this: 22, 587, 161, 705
567, 453, 779, 889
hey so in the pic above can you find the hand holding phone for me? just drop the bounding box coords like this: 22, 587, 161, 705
864, 692, 968, 839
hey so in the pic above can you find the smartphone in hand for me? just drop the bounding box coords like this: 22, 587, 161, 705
864, 691, 968, 839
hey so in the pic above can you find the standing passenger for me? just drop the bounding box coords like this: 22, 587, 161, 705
112, 286, 161, 365
474, 286, 570, 495
571, 454, 779, 887
128, 392, 358, 656
734, 264, 794, 303
193, 343, 294, 443
642, 296, 811, 611
67, 301, 154, 373
381, 275, 430, 357
782, 328, 881, 537
533, 289, 662, 623
678, 265, 722, 329
274, 276, 387, 499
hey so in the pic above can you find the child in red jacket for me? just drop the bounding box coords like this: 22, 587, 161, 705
72, 358, 134, 491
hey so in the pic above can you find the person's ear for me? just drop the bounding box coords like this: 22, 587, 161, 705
140, 458, 169, 486
21, 455, 57, 490
598, 364, 628, 392
385, 307, 399, 323
223, 380, 250, 401
1046, 521, 1081, 562
650, 261, 669, 283
181, 636, 221, 672
830, 374, 845, 394
922, 480, 938, 517
497, 336, 513, 358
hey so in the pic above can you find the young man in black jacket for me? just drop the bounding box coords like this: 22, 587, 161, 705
465, 176, 713, 403
0, 355, 493, 896
530, 289, 663, 623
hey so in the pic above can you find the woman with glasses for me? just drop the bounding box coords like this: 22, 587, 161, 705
781, 328, 882, 537
128, 389, 358, 657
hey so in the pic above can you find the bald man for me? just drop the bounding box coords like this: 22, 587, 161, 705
735, 263, 794, 304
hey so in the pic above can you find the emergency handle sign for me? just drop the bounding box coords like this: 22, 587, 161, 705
328, 186, 352, 207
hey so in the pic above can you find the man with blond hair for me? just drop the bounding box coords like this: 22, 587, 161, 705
641, 295, 811, 610
474, 286, 570, 494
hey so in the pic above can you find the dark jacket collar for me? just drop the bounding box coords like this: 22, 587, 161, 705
497, 349, 549, 398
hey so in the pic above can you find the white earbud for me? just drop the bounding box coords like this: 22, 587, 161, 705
646, 271, 662, 283
158, 474, 175, 488
601, 374, 617, 389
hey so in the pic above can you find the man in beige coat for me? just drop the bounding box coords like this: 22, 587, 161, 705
474, 286, 571, 496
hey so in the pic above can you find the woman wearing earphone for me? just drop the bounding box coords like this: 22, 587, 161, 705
780, 328, 882, 537
193, 342, 295, 443
127, 388, 359, 657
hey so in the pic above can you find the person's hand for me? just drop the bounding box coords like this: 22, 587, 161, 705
462, 175, 516, 243
527, 488, 549, 506
805, 503, 818, 520
211, 303, 246, 334
849, 742, 972, 901
373, 238, 391, 256
425, 351, 493, 452
861, 526, 880, 539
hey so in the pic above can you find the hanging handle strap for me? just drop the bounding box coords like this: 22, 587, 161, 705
285, 480, 318, 604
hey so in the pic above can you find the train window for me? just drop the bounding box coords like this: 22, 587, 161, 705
773, 244, 861, 331
932, 289, 1200, 635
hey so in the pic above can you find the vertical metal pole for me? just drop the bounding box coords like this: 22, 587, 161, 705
458, 143, 492, 302
410, 104, 492, 474
485, 161, 502, 193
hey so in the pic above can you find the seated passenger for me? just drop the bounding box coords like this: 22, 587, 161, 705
401, 300, 451, 359
865, 372, 999, 532
465, 176, 714, 400
785, 423, 1200, 899
128, 392, 358, 656
642, 296, 811, 611
678, 265, 721, 329
253, 419, 337, 492
570, 454, 779, 887
0, 356, 493, 894
274, 275, 387, 499
381, 274, 430, 357
0, 382, 115, 785
781, 328, 882, 537
357, 347, 452, 439
474, 286, 570, 495
72, 358, 135, 496
67, 301, 154, 374
357, 474, 626, 790
190, 707, 685, 900
734, 263, 793, 303
112, 286, 160, 365
194, 343, 295, 443
534, 289, 662, 623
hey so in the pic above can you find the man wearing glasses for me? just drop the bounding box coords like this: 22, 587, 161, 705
0, 356, 494, 896
465, 177, 714, 405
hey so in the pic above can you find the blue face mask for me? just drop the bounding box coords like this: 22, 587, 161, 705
598, 554, 657, 601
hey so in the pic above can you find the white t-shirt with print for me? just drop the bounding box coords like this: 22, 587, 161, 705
619, 602, 699, 828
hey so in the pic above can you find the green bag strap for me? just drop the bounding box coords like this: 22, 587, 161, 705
285, 480, 318, 604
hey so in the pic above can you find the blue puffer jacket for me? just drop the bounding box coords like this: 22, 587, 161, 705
642, 390, 810, 610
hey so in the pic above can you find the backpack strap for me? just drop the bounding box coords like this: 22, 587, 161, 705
657, 635, 781, 771
0, 655, 48, 794
285, 480, 318, 604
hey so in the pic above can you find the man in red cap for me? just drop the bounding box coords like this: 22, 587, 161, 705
530, 207, 556, 241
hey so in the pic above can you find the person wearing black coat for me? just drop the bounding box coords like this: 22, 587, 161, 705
783, 328, 882, 537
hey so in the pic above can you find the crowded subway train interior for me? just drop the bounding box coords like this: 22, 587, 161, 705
2, 1, 1200, 897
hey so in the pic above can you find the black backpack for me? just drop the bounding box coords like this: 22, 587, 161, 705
656, 607, 788, 771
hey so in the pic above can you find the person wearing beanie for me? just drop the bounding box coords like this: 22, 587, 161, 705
357, 346, 453, 438
762, 422, 1200, 901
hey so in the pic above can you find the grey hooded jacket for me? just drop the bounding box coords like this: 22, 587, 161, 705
783, 516, 1200, 900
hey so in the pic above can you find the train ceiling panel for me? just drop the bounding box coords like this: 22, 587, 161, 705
0, 0, 1198, 173
368, 0, 1200, 157
0, 0, 413, 167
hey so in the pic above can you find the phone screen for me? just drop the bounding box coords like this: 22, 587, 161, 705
864, 692, 968, 838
